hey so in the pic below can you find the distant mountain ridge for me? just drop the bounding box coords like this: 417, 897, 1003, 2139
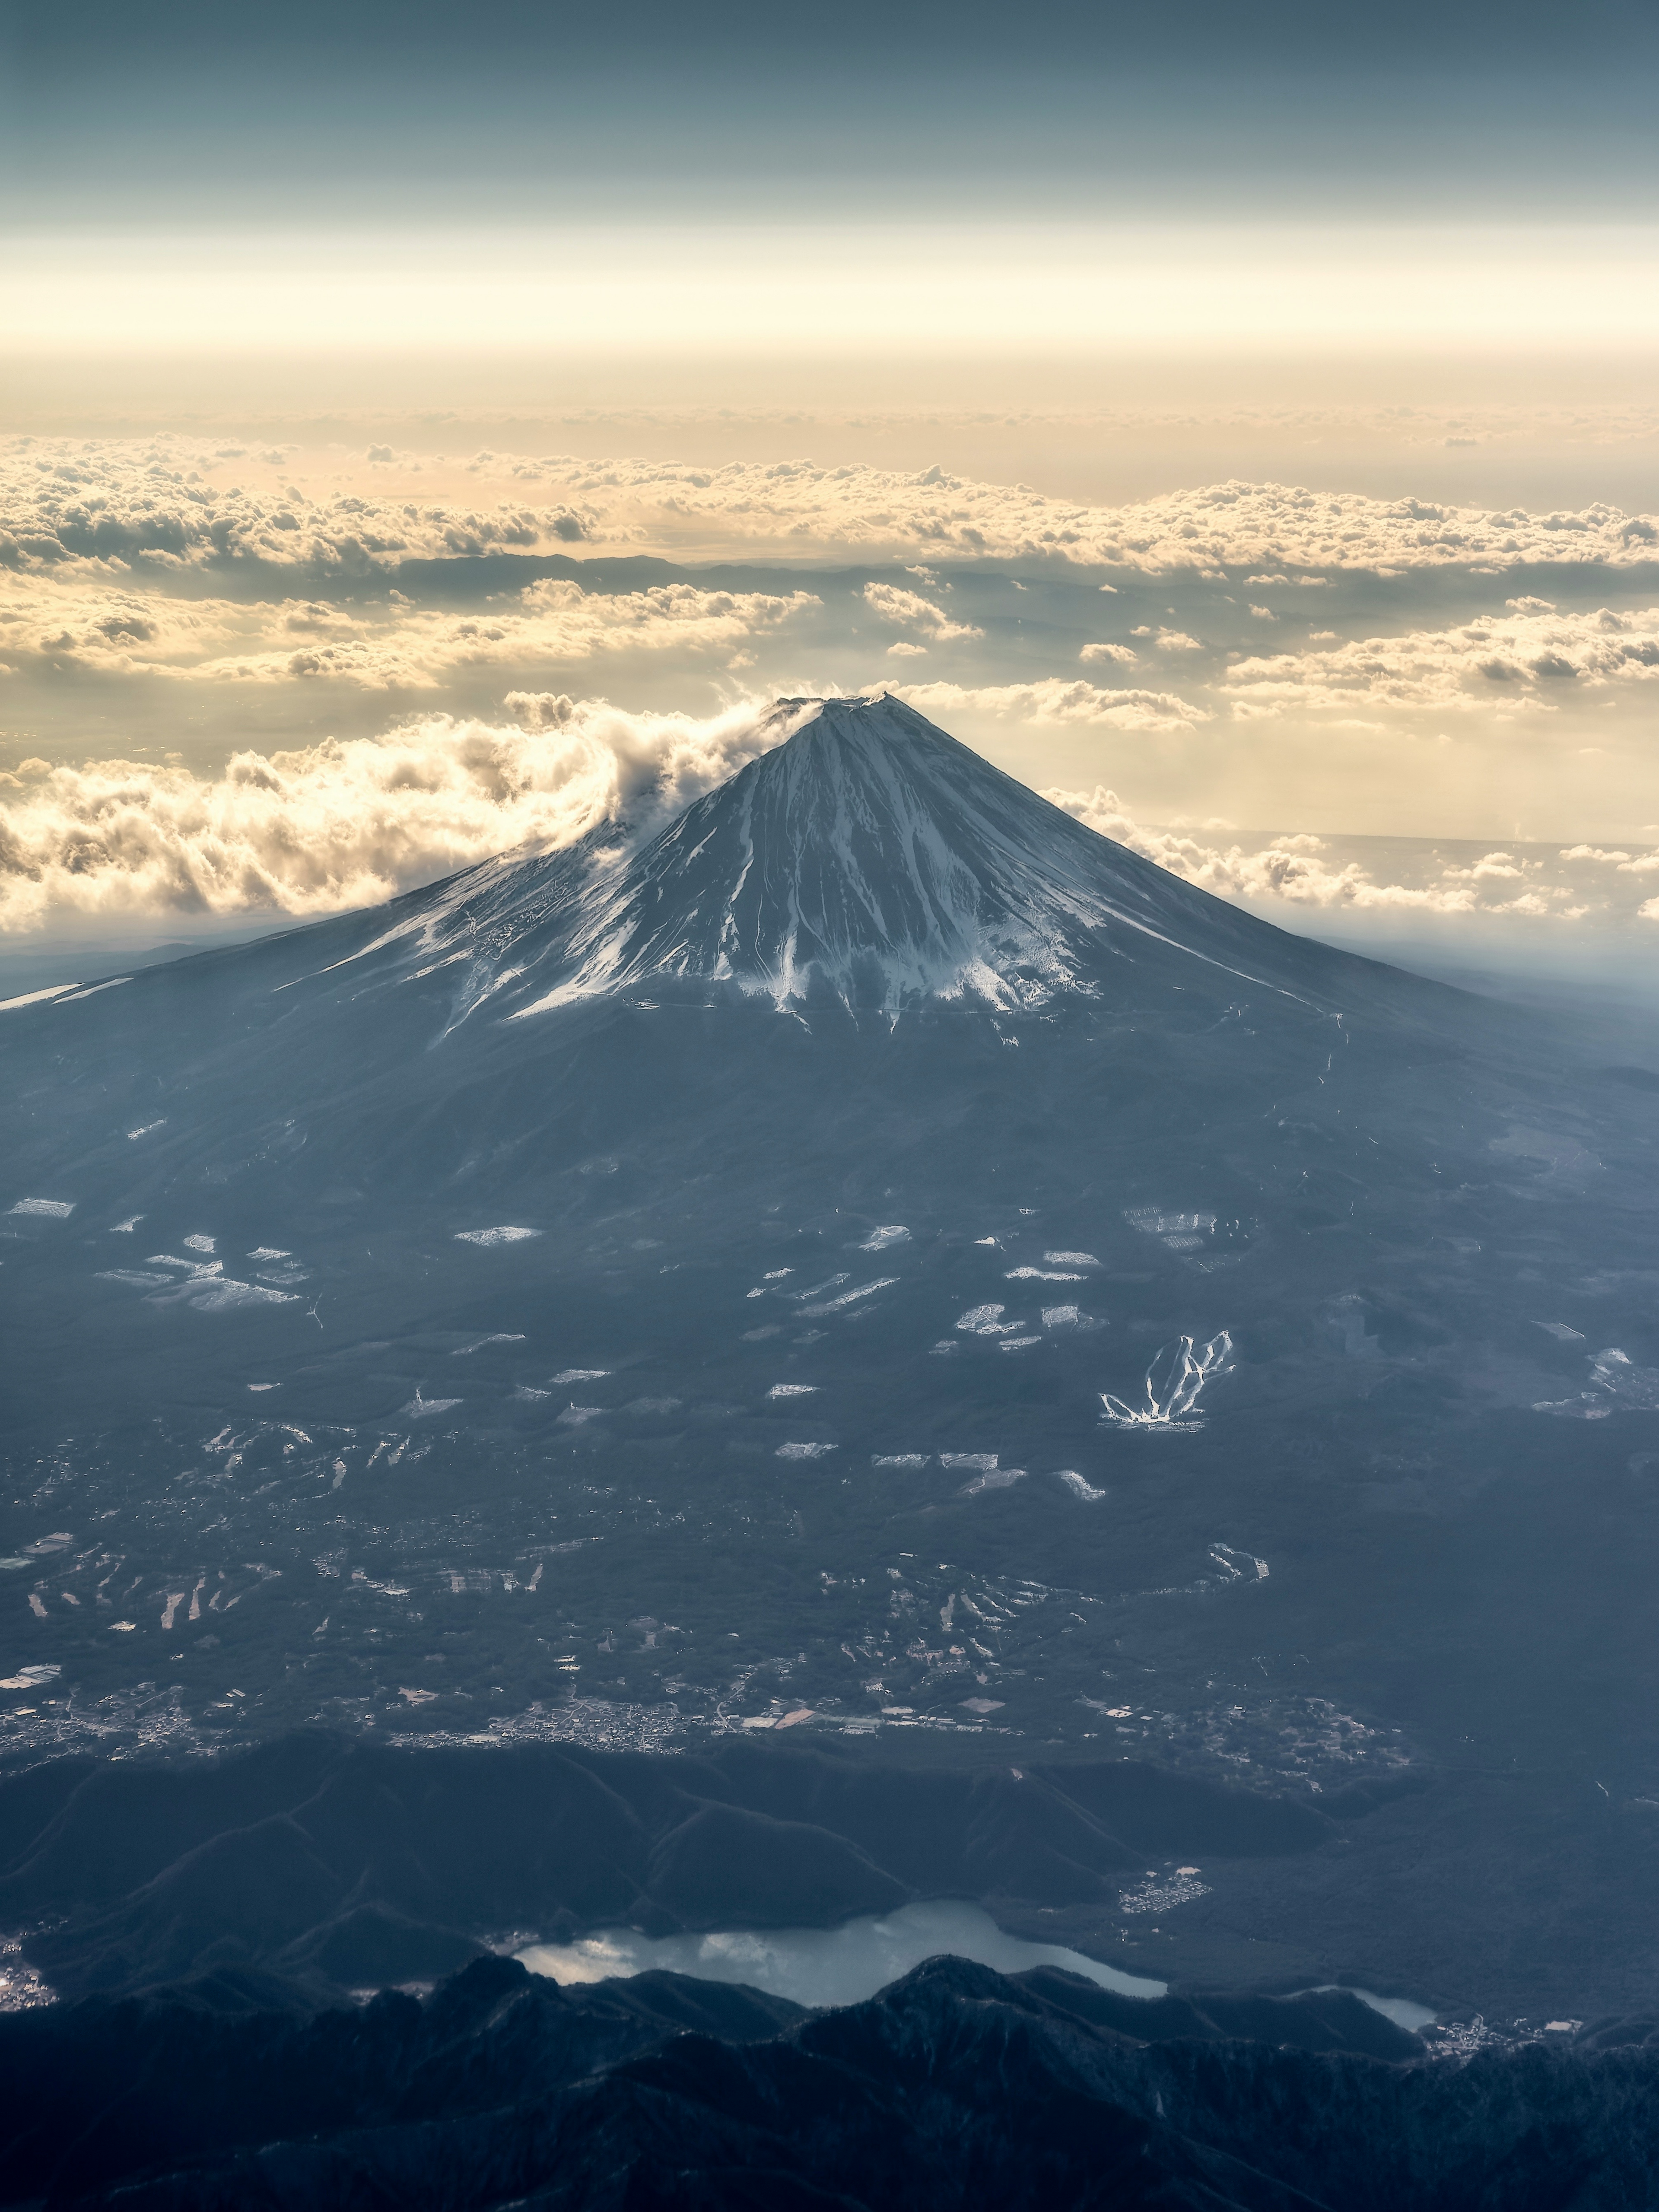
7, 1950, 1658, 2212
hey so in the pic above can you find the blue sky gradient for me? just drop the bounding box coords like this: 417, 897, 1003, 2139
5, 0, 1658, 222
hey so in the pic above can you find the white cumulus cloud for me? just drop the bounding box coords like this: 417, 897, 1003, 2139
0, 696, 804, 934
0, 569, 818, 691
488, 454, 1659, 575
10, 439, 1658, 582
1220, 604, 1659, 720
0, 436, 600, 575
893, 679, 1207, 732
860, 582, 983, 642
1046, 785, 1617, 923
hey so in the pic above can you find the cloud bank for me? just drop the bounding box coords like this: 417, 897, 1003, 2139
0, 439, 601, 575
1042, 785, 1659, 925
512, 456, 1659, 575
1049, 788, 1482, 913
7, 438, 1657, 579
894, 679, 1207, 732
0, 698, 797, 933
9, 437, 1659, 953
0, 569, 817, 690
1221, 602, 1659, 719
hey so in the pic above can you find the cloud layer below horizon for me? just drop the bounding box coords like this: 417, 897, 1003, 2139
7, 437, 1656, 578
6, 438, 1659, 969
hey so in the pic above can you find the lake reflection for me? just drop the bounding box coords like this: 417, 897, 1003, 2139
518, 1897, 1167, 2010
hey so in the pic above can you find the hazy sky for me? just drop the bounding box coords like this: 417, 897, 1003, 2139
6, 0, 1657, 222
1, 0, 1656, 981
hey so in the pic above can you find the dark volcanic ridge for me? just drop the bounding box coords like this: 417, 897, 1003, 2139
6, 1948, 1659, 2212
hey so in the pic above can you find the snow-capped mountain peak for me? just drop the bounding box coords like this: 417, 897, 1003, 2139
328, 694, 1322, 1020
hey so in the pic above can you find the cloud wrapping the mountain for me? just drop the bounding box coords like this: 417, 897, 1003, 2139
0, 698, 799, 933
4, 684, 1650, 943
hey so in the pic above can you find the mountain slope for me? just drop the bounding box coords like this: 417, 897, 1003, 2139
4, 696, 1659, 2028
2, 691, 1418, 1243
325, 693, 1352, 1022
